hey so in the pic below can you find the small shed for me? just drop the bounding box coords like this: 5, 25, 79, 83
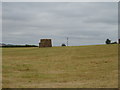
39, 39, 52, 47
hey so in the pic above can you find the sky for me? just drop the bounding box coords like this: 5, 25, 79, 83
0, 3, 2, 43
2, 2, 118, 46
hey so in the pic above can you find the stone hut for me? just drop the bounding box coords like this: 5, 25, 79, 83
39, 39, 52, 47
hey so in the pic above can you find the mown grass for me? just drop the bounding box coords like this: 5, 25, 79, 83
2, 44, 118, 88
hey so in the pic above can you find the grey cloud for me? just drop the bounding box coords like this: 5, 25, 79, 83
0, 3, 1, 42
2, 2, 118, 46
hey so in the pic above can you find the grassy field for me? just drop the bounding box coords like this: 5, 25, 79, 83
2, 44, 118, 88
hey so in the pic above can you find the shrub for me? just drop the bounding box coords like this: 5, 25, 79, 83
61, 43, 66, 46
105, 39, 111, 44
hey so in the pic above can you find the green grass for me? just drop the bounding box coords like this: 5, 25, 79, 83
2, 44, 118, 88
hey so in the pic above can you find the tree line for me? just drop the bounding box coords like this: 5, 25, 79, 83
105, 39, 117, 44
1, 44, 38, 48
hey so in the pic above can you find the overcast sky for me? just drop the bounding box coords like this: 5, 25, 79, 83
0, 3, 2, 43
2, 2, 118, 46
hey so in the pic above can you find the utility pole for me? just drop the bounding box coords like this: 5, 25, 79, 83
67, 37, 68, 46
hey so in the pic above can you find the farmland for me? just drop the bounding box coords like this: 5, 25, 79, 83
2, 44, 118, 88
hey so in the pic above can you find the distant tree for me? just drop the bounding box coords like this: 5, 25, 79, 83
61, 43, 66, 46
111, 42, 117, 44
105, 39, 111, 44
